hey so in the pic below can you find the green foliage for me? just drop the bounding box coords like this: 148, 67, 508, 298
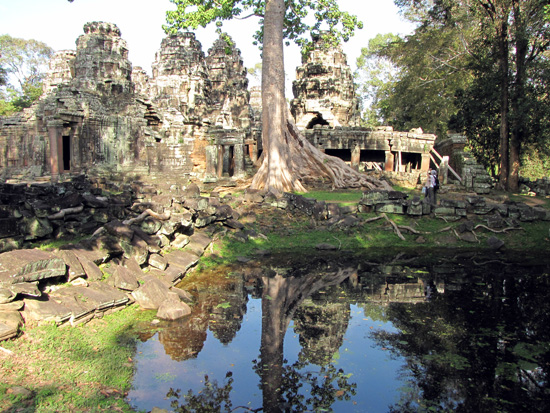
164, 0, 363, 53
391, 0, 550, 189
0, 34, 52, 116
296, 190, 363, 204
0, 34, 53, 89
355, 33, 400, 128
360, 19, 473, 136
520, 145, 550, 180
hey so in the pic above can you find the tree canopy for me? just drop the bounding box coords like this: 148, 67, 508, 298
0, 34, 53, 116
359, 0, 550, 189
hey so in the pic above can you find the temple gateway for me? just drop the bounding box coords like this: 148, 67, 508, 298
0, 22, 438, 186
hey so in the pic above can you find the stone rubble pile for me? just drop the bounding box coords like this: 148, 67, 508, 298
461, 156, 493, 194
358, 190, 550, 222
520, 177, 550, 197
0, 176, 257, 341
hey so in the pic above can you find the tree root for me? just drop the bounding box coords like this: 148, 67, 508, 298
48, 205, 84, 220
381, 213, 406, 241
122, 209, 171, 226
250, 117, 393, 192
397, 225, 423, 235
364, 216, 384, 224
474, 224, 524, 233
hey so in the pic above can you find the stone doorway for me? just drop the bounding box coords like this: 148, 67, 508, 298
62, 135, 71, 171
306, 113, 330, 129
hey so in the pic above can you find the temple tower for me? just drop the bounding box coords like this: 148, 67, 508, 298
290, 32, 360, 129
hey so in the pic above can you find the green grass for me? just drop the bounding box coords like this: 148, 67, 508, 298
0, 306, 156, 412
296, 190, 363, 205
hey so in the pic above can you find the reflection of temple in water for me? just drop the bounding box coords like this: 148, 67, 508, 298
344, 265, 446, 305
293, 300, 350, 365
208, 281, 248, 344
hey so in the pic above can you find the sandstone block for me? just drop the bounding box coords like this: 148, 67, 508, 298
156, 291, 191, 320
0, 249, 66, 285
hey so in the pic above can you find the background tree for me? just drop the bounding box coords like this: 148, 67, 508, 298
163, 0, 391, 192
393, 0, 550, 190
355, 33, 400, 128
0, 34, 53, 116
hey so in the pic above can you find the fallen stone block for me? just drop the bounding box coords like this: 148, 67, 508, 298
0, 249, 66, 285
184, 232, 212, 257
57, 250, 86, 281
171, 233, 190, 249
76, 255, 103, 281
9, 281, 41, 298
0, 288, 16, 304
110, 265, 140, 291
0, 311, 23, 341
148, 254, 168, 271
120, 235, 149, 266
23, 297, 72, 325
104, 220, 134, 242
131, 278, 171, 310
156, 292, 191, 321
164, 250, 199, 280
131, 226, 162, 253
487, 236, 505, 250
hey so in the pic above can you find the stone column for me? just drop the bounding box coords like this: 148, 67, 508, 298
47, 120, 64, 180
248, 143, 257, 163
205, 144, 218, 178
351, 145, 360, 171
384, 150, 394, 172
234, 143, 245, 178
217, 145, 224, 178
420, 153, 430, 172
222, 145, 231, 176
440, 156, 449, 184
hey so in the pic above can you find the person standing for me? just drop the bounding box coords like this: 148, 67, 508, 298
425, 168, 436, 206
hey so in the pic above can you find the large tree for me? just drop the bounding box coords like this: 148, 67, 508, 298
163, 0, 392, 192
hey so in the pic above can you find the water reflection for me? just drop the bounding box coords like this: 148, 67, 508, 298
128, 252, 550, 412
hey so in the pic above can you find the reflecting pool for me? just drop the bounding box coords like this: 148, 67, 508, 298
127, 251, 550, 412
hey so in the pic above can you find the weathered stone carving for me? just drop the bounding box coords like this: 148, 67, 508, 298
205, 35, 250, 130
291, 32, 360, 129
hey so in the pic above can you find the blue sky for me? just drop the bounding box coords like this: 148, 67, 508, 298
0, 0, 415, 89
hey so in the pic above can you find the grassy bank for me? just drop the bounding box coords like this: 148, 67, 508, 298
0, 306, 155, 412
202, 190, 550, 268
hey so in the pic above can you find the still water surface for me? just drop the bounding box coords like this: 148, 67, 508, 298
128, 251, 550, 412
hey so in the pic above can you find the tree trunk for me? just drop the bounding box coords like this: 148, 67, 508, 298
252, 0, 305, 193
250, 0, 392, 193
497, 19, 510, 190
508, 2, 528, 192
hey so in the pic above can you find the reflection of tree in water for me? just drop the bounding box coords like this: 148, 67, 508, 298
167, 372, 235, 413
166, 256, 359, 412
370, 266, 550, 412
256, 258, 358, 412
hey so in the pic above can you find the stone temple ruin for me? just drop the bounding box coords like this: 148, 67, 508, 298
290, 32, 437, 185
0, 22, 440, 186
0, 22, 255, 183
